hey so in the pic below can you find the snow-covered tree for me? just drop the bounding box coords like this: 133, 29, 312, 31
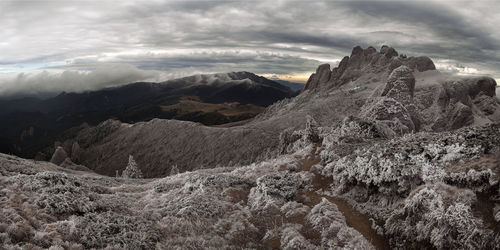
170, 165, 179, 176
122, 155, 143, 179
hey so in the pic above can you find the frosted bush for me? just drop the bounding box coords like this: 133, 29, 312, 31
280, 201, 310, 219
444, 169, 493, 191
385, 183, 493, 249
161, 194, 226, 219
36, 185, 99, 215
75, 211, 159, 249
13, 172, 101, 215
324, 124, 500, 194
186, 173, 252, 191
280, 224, 316, 250
256, 172, 305, 200
307, 198, 346, 232
213, 207, 259, 247
306, 198, 373, 249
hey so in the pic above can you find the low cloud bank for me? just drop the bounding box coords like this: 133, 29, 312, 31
0, 64, 162, 98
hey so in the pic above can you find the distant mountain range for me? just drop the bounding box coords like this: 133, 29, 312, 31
0, 71, 296, 158
273, 80, 305, 92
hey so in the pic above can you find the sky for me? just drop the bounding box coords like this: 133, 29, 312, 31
0, 0, 499, 98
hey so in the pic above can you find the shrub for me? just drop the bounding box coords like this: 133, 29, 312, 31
256, 172, 306, 200
385, 183, 492, 249
161, 194, 226, 219
75, 211, 159, 249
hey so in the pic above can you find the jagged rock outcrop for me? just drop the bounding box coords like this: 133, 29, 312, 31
304, 45, 435, 91
50, 146, 68, 166
71, 142, 82, 163
417, 76, 499, 131
361, 66, 420, 135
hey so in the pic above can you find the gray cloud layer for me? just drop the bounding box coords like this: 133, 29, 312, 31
0, 0, 499, 97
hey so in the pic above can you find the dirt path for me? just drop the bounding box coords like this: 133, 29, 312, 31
294, 147, 390, 250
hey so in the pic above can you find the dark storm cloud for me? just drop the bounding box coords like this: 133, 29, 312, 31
0, 0, 499, 97
340, 1, 499, 49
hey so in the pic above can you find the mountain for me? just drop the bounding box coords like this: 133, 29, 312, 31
60, 45, 500, 178
0, 72, 295, 158
274, 80, 305, 92
2, 45, 500, 249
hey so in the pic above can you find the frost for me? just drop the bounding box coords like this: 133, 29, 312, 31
280, 201, 310, 219
306, 198, 374, 249
280, 224, 316, 250
160, 194, 227, 219
255, 172, 306, 200
14, 172, 101, 215
75, 211, 159, 249
122, 155, 143, 179
385, 183, 493, 249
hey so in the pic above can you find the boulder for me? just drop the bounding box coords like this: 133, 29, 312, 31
71, 141, 82, 163
50, 146, 68, 166
304, 64, 331, 90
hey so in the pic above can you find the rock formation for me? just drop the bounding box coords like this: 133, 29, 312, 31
50, 146, 68, 166
361, 65, 420, 135
304, 45, 435, 90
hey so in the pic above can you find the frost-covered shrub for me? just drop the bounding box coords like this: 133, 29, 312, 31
13, 172, 101, 215
185, 173, 252, 191
161, 194, 226, 218
280, 201, 310, 219
277, 115, 321, 155
444, 169, 494, 191
304, 115, 320, 144
255, 172, 306, 200
153, 179, 184, 193
36, 185, 99, 215
306, 198, 346, 232
280, 224, 316, 250
329, 148, 422, 194
306, 198, 374, 249
213, 207, 259, 247
122, 155, 143, 179
75, 211, 159, 249
385, 183, 493, 249
323, 124, 500, 194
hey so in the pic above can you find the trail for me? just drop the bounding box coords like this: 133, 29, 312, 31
292, 146, 390, 250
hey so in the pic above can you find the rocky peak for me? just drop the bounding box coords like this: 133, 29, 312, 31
380, 45, 398, 58
303, 45, 436, 91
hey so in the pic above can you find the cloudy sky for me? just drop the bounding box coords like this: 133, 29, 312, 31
0, 0, 499, 97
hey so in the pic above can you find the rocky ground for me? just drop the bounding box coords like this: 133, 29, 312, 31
1, 116, 500, 249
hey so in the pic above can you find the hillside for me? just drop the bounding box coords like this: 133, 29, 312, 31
2, 120, 500, 249
61, 45, 500, 178
0, 72, 295, 159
